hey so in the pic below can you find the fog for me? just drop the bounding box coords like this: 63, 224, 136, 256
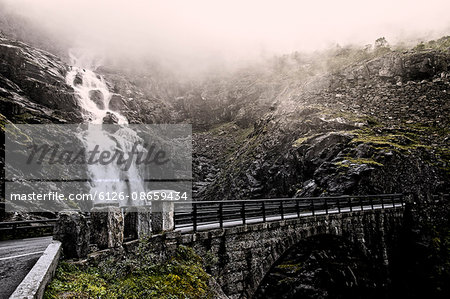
1, 0, 450, 72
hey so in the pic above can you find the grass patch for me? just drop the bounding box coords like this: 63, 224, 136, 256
44, 245, 214, 299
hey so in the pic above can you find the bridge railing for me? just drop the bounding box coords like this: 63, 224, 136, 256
4, 193, 447, 238
174, 194, 405, 232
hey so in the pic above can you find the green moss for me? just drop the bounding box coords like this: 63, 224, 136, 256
402, 122, 450, 138
64, 199, 80, 209
206, 122, 252, 139
276, 262, 303, 272
206, 122, 236, 134
436, 147, 450, 176
350, 128, 429, 151
430, 226, 450, 279
292, 132, 324, 148
203, 250, 219, 268
322, 110, 369, 124
292, 136, 309, 147
222, 125, 262, 176
345, 124, 450, 175
300, 105, 370, 124
201, 121, 254, 162
335, 161, 351, 168
336, 157, 384, 167
45, 246, 214, 299
0, 113, 8, 130
0, 114, 32, 144
14, 112, 34, 122
44, 262, 109, 298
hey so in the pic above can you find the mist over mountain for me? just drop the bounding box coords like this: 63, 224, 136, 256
1, 0, 450, 76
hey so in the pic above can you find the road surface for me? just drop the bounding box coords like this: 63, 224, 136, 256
0, 236, 52, 299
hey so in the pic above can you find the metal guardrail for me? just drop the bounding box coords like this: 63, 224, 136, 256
174, 194, 405, 232
0, 219, 57, 239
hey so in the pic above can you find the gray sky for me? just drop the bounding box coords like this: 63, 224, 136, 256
2, 0, 450, 66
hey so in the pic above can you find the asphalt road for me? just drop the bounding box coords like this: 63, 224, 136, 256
0, 236, 52, 299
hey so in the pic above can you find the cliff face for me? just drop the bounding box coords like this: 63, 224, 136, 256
195, 49, 450, 201
0, 34, 82, 123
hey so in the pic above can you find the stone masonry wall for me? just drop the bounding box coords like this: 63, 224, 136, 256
172, 208, 404, 299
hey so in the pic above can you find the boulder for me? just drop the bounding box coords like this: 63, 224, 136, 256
89, 89, 105, 109
102, 111, 119, 124
109, 94, 126, 112
73, 73, 83, 85
53, 210, 90, 259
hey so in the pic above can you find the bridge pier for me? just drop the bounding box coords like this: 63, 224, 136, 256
90, 205, 124, 250
151, 201, 174, 233
53, 210, 90, 259
123, 206, 152, 239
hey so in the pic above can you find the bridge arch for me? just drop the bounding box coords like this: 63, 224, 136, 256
253, 233, 388, 298
175, 208, 404, 299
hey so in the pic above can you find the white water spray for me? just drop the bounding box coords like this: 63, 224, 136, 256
66, 53, 146, 206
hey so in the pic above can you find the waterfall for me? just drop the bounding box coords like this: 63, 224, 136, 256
65, 53, 146, 207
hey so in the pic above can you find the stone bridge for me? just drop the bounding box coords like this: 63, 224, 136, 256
166, 207, 404, 298
54, 195, 406, 299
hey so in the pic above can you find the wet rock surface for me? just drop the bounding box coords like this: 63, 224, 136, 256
108, 93, 126, 112
0, 35, 82, 122
102, 111, 119, 124
88, 89, 105, 109
196, 50, 449, 202
96, 66, 174, 124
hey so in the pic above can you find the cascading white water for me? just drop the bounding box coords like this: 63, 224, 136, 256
65, 53, 127, 124
66, 53, 146, 206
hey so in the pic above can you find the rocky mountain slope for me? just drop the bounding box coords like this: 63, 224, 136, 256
194, 46, 450, 201
1, 33, 449, 203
